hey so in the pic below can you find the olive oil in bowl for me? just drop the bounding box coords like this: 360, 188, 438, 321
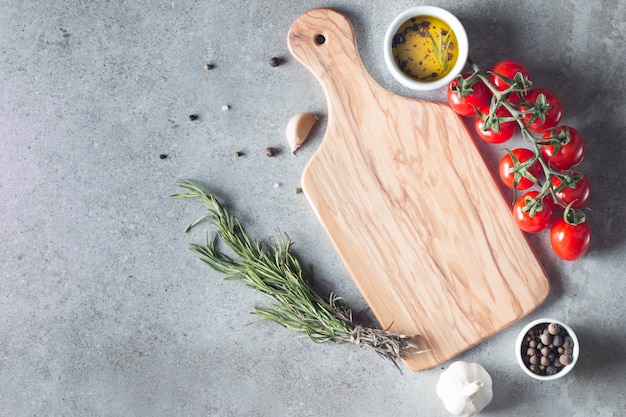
384, 6, 468, 91
391, 15, 458, 82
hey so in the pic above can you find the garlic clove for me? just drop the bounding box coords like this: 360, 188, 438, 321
286, 112, 319, 156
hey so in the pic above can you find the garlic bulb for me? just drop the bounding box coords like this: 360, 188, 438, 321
436, 361, 493, 417
286, 112, 318, 155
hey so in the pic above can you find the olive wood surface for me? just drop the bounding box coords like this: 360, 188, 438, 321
287, 8, 550, 371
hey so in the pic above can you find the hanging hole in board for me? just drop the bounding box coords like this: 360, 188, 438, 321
315, 34, 326, 45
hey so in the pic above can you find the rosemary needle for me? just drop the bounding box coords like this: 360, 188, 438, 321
172, 179, 426, 370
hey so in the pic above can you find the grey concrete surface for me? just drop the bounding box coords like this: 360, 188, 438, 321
1, 0, 625, 416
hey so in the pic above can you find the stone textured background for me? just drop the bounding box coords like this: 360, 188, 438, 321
1, 1, 624, 416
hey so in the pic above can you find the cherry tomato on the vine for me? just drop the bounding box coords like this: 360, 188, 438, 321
520, 89, 563, 132
550, 218, 591, 261
540, 126, 585, 170
551, 173, 590, 209
447, 74, 492, 117
475, 106, 517, 144
489, 60, 531, 91
512, 191, 554, 233
498, 148, 542, 190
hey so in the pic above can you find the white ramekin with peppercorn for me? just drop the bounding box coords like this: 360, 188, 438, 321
515, 318, 579, 380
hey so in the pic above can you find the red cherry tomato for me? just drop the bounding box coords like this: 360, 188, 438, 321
489, 60, 531, 91
475, 106, 517, 144
520, 89, 563, 132
550, 218, 591, 261
499, 148, 542, 190
447, 74, 492, 117
512, 191, 554, 233
551, 173, 590, 209
540, 126, 585, 170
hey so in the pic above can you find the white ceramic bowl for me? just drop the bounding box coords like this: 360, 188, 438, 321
383, 6, 468, 91
515, 318, 580, 380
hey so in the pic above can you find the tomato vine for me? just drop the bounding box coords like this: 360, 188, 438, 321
448, 60, 592, 260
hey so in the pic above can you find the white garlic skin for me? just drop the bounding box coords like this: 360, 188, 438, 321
286, 112, 319, 155
436, 361, 493, 417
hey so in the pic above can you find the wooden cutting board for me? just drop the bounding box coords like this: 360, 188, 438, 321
288, 8, 550, 371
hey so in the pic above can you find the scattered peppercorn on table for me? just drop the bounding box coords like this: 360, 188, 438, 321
0, 1, 624, 416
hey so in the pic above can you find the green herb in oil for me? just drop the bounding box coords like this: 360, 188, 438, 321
429, 28, 452, 73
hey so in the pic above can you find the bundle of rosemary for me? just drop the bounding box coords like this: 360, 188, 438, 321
172, 179, 424, 370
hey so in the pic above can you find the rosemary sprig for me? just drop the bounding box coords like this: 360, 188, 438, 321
429, 28, 452, 73
172, 179, 425, 371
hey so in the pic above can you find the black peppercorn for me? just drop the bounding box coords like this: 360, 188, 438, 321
392, 34, 405, 46
269, 57, 281, 67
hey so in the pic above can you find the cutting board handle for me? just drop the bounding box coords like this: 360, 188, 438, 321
288, 9, 372, 99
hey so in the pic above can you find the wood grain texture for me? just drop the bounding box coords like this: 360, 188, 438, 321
288, 9, 550, 371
